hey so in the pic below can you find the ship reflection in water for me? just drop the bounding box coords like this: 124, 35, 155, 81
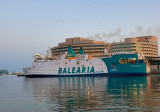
23, 75, 160, 112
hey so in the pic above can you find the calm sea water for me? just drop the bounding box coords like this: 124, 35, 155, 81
0, 75, 160, 112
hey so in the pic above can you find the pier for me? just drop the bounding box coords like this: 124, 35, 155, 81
147, 57, 160, 74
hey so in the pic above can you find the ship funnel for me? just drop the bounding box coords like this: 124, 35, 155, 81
67, 45, 77, 59
78, 46, 85, 55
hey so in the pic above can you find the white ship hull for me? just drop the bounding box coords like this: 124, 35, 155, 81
23, 57, 108, 76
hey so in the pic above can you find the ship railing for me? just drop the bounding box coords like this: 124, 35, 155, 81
111, 52, 136, 55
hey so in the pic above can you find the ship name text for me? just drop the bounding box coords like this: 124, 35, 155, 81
58, 66, 95, 74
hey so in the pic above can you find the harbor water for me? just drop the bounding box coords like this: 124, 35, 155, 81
0, 75, 160, 112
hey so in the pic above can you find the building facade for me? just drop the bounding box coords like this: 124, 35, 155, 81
51, 37, 110, 57
51, 36, 158, 58
111, 36, 158, 58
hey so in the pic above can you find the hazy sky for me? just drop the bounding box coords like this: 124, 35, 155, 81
1, 0, 160, 72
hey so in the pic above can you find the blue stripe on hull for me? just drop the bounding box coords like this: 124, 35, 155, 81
25, 73, 149, 78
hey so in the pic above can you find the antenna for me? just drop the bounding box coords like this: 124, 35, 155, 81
46, 46, 52, 57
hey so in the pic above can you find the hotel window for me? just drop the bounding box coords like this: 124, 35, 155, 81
119, 58, 127, 64
128, 58, 136, 64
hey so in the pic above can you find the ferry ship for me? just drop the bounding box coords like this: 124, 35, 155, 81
23, 46, 150, 77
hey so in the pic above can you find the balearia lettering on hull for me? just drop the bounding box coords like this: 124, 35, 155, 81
58, 66, 95, 74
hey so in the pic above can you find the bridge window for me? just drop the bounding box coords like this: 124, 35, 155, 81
119, 58, 127, 64
128, 58, 136, 64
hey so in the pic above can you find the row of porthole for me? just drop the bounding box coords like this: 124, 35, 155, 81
34, 69, 57, 71
41, 67, 105, 71
34, 61, 104, 67
50, 70, 57, 71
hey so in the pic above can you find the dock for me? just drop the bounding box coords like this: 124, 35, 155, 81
150, 69, 160, 74
148, 57, 160, 74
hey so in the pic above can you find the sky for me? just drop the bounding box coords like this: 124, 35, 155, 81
1, 0, 160, 72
